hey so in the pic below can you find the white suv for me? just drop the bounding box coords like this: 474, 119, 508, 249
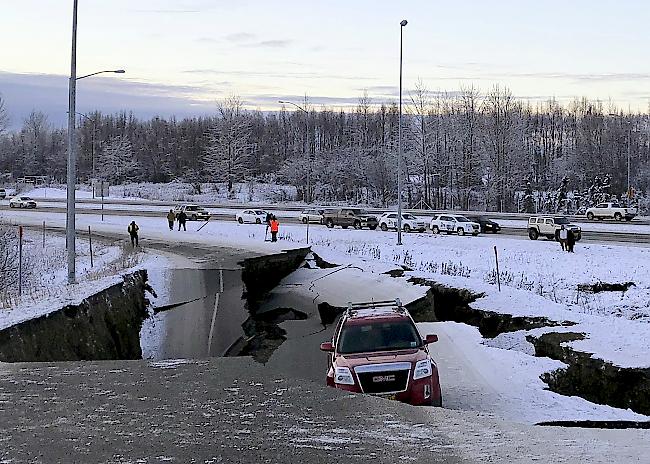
528, 216, 581, 241
430, 214, 480, 236
586, 202, 636, 221
9, 196, 37, 209
378, 212, 427, 232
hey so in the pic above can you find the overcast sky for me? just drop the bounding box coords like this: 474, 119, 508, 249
2, 0, 650, 128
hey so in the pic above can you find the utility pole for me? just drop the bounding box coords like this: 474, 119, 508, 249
397, 19, 407, 246
66, 0, 78, 284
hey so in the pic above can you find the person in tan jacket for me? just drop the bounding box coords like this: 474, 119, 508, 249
167, 209, 176, 230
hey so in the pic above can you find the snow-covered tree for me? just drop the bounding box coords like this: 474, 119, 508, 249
203, 96, 252, 193
97, 135, 141, 184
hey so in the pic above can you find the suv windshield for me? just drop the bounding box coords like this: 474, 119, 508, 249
255, 210, 266, 215
337, 320, 421, 354
403, 214, 416, 220
456, 216, 470, 222
554, 217, 570, 225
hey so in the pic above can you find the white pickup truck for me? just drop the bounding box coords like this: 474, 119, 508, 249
585, 202, 637, 221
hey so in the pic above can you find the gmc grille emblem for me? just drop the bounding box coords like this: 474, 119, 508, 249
372, 375, 396, 383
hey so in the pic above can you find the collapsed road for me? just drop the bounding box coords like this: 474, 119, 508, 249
0, 236, 649, 462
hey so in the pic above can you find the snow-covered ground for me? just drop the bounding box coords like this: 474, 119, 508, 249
24, 181, 298, 204
2, 206, 649, 424
0, 224, 170, 330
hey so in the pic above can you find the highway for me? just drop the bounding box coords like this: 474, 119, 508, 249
1, 201, 648, 245
27, 196, 650, 225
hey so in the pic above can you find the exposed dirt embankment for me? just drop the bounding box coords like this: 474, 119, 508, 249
527, 332, 650, 416
241, 247, 311, 307
405, 276, 650, 417
0, 271, 148, 362
406, 277, 568, 337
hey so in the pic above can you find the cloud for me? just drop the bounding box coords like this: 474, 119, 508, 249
253, 39, 293, 48
224, 32, 257, 43
0, 72, 216, 129
182, 68, 376, 81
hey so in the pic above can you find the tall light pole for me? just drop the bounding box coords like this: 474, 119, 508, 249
278, 100, 311, 204
609, 113, 632, 202
66, 0, 79, 284
66, 0, 125, 284
397, 19, 407, 246
74, 111, 96, 196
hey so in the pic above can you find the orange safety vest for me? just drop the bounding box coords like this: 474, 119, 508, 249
270, 220, 279, 232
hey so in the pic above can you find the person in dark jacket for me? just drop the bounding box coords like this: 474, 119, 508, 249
167, 209, 176, 231
177, 211, 187, 231
566, 229, 576, 253
127, 221, 139, 247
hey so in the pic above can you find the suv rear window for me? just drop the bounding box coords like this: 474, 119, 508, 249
337, 320, 421, 354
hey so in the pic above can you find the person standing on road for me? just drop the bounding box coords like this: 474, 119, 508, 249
128, 221, 139, 247
559, 225, 568, 251
177, 211, 187, 231
270, 216, 279, 242
567, 229, 576, 253
167, 209, 176, 231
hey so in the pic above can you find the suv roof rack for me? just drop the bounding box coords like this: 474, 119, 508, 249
345, 298, 403, 316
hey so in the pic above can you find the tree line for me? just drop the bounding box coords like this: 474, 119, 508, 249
0, 87, 648, 211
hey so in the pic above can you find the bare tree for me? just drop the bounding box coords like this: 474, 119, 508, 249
203, 96, 252, 194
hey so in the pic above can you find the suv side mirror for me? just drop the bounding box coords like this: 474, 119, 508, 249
424, 334, 438, 344
320, 342, 334, 352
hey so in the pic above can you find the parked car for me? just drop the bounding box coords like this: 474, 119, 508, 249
527, 216, 582, 241
586, 202, 637, 221
0, 188, 6, 200
236, 209, 268, 224
320, 299, 442, 407
430, 214, 480, 236
172, 204, 211, 221
466, 215, 501, 234
322, 208, 378, 230
299, 208, 324, 224
9, 196, 37, 208
378, 212, 427, 232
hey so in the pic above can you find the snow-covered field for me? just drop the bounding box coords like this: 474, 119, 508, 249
24, 181, 298, 204
0, 222, 170, 330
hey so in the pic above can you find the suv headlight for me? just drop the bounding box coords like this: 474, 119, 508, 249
334, 367, 355, 385
413, 360, 432, 380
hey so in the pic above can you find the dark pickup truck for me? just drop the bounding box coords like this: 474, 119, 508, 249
322, 208, 378, 230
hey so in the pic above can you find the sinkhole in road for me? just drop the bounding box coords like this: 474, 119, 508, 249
141, 266, 313, 363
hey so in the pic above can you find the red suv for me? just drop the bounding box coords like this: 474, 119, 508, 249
320, 299, 442, 406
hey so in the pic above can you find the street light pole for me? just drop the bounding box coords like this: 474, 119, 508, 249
278, 100, 311, 204
397, 19, 407, 246
66, 0, 125, 284
66, 0, 78, 284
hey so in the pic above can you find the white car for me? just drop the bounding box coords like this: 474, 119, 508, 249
236, 209, 268, 224
586, 202, 636, 221
299, 208, 324, 224
430, 214, 480, 236
9, 196, 37, 209
378, 212, 427, 232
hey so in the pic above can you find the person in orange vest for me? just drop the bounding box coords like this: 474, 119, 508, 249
269, 216, 279, 242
